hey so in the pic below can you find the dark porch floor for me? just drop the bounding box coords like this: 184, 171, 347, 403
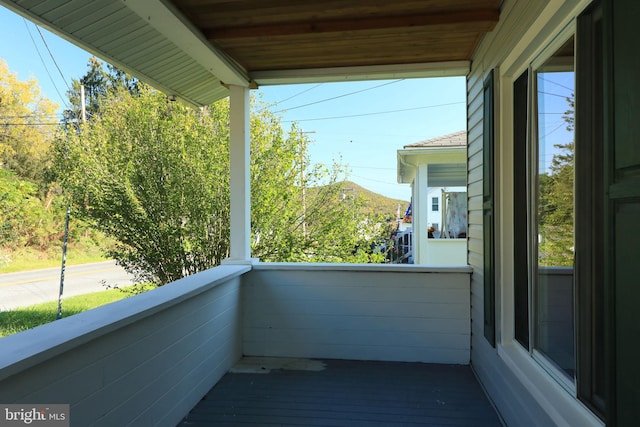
178, 357, 503, 426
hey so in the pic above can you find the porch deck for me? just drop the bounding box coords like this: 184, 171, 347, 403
178, 357, 502, 426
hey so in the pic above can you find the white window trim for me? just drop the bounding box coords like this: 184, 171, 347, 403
528, 22, 576, 386
494, 1, 603, 425
498, 343, 604, 427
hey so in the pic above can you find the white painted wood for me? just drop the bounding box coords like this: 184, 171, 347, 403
414, 163, 428, 263
243, 266, 471, 364
425, 239, 467, 265
227, 85, 252, 262
0, 0, 232, 106
123, 0, 249, 87
0, 265, 249, 427
252, 61, 470, 85
252, 262, 472, 274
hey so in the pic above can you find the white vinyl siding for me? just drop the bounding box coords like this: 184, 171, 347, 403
244, 264, 472, 365
468, 0, 558, 426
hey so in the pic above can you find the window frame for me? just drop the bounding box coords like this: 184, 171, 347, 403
508, 9, 606, 419
529, 30, 577, 390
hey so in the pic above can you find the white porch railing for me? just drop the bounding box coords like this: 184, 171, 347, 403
244, 263, 472, 364
0, 263, 471, 426
0, 265, 249, 427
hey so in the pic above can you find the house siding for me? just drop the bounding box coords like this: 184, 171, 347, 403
468, 0, 559, 426
469, 0, 607, 426
243, 264, 472, 365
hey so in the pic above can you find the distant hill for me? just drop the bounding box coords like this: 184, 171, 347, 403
340, 181, 410, 220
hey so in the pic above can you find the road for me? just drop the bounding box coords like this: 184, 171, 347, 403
0, 261, 136, 311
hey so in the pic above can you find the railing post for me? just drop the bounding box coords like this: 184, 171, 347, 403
225, 85, 254, 264
413, 163, 429, 264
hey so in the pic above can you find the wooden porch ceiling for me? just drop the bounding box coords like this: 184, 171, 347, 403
0, 0, 500, 105
175, 0, 500, 73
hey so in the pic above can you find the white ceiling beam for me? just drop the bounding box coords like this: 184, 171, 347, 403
251, 61, 470, 86
122, 0, 250, 87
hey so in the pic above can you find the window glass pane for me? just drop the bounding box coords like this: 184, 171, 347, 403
513, 70, 529, 350
535, 37, 575, 378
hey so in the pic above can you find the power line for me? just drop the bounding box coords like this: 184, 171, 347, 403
538, 90, 574, 100
539, 76, 574, 93
1, 122, 60, 126
22, 19, 67, 107
282, 101, 465, 123
542, 121, 568, 139
32, 21, 85, 125
351, 165, 397, 171
35, 25, 71, 93
276, 83, 324, 105
275, 79, 404, 113
350, 174, 399, 186
0, 114, 62, 119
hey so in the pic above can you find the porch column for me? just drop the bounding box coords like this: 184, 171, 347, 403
225, 85, 253, 263
413, 163, 429, 264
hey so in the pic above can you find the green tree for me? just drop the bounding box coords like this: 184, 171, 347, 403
0, 59, 58, 184
0, 167, 73, 251
62, 57, 140, 126
250, 120, 378, 263
56, 87, 229, 284
538, 95, 574, 266
55, 80, 383, 284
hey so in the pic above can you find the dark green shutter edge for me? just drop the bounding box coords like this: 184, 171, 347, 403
609, 0, 640, 425
482, 69, 496, 346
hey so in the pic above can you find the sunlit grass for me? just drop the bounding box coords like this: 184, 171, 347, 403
0, 284, 155, 338
0, 244, 109, 273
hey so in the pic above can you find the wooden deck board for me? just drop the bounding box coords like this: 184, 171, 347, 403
178, 358, 502, 426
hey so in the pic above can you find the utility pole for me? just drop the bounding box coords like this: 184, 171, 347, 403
80, 84, 87, 125
57, 85, 86, 320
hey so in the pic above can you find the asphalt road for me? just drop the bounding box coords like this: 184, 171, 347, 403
0, 261, 136, 311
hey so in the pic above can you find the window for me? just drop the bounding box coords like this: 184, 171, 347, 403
512, 35, 576, 378
432, 197, 439, 211
534, 36, 576, 379
511, 2, 605, 418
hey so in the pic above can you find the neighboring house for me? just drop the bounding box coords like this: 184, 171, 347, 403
397, 130, 468, 265
0, 1, 637, 427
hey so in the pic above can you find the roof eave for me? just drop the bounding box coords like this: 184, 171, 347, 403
397, 146, 467, 184
0, 0, 249, 107
252, 61, 471, 86
124, 0, 250, 88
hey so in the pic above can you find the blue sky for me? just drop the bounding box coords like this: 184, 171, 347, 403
0, 6, 466, 200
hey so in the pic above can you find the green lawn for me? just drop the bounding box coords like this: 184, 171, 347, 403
0, 285, 154, 338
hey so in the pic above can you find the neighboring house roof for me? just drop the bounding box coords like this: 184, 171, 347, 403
403, 130, 467, 149
397, 130, 467, 185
